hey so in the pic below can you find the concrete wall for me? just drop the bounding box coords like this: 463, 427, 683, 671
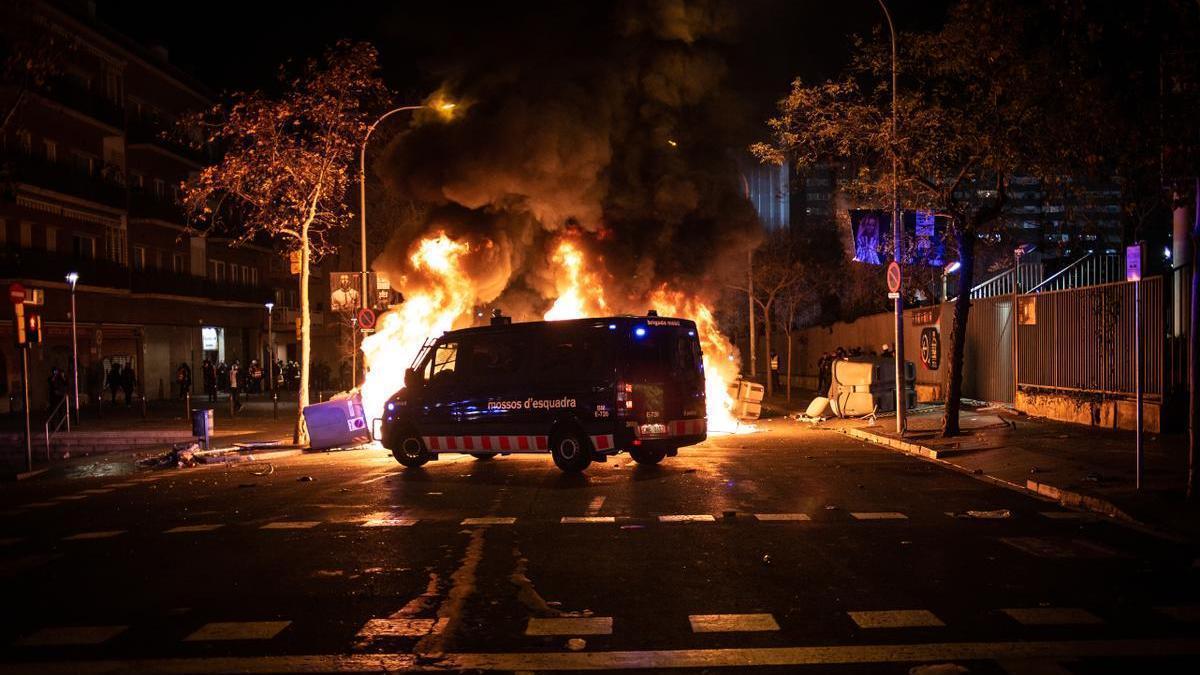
1015, 390, 1161, 434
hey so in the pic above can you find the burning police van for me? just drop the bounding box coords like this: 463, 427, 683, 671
378, 312, 707, 472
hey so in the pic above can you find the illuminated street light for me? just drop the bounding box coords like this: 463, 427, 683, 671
941, 261, 960, 302
65, 272, 80, 421
265, 302, 275, 392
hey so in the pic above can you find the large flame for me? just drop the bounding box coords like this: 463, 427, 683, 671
544, 238, 609, 320
360, 233, 474, 419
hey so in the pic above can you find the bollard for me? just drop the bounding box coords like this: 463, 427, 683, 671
272, 391, 278, 420
184, 391, 191, 420
140, 392, 147, 418
229, 391, 235, 418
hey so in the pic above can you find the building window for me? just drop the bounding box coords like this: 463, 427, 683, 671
208, 260, 225, 282
0, 218, 6, 246
43, 140, 57, 162
250, 267, 258, 286
172, 253, 185, 273
72, 234, 96, 259
19, 221, 32, 248
45, 226, 57, 252
16, 130, 31, 155
153, 178, 166, 199
105, 224, 127, 264
133, 246, 146, 270
130, 172, 144, 190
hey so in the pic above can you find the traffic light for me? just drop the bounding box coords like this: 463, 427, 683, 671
24, 311, 42, 344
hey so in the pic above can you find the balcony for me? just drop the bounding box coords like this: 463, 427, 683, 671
130, 267, 273, 304
1, 245, 130, 290
1, 150, 126, 209
36, 77, 126, 130
127, 116, 209, 165
129, 189, 186, 224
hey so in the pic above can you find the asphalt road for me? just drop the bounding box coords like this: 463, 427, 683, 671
1, 420, 1198, 674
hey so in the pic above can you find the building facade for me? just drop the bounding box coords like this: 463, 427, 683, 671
0, 1, 338, 413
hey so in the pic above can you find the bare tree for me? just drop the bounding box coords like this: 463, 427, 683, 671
729, 232, 802, 398
0, 4, 69, 134
181, 41, 388, 443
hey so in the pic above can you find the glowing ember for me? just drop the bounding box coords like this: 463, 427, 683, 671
360, 233, 474, 420
544, 238, 609, 321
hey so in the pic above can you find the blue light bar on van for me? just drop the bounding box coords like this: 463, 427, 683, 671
688, 330, 695, 336
634, 326, 647, 338
608, 324, 616, 330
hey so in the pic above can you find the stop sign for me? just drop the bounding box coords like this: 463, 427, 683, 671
8, 282, 25, 305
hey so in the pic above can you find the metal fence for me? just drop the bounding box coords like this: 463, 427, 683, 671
1016, 278, 1163, 397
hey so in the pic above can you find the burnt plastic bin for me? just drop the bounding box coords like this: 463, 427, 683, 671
191, 408, 213, 448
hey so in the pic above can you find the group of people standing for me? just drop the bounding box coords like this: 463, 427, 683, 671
46, 361, 136, 409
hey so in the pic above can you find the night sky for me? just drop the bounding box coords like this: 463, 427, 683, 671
95, 0, 949, 141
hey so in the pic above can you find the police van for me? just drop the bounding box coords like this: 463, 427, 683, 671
378, 312, 707, 472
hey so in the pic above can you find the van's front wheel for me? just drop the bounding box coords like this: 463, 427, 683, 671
392, 431, 431, 468
630, 446, 666, 465
550, 431, 591, 473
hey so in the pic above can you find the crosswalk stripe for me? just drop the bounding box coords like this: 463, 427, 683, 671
16, 625, 127, 646
998, 537, 1121, 559
1002, 608, 1104, 625
53, 495, 88, 501
78, 489, 115, 495
1156, 606, 1200, 622
184, 621, 291, 641
525, 617, 613, 636
689, 614, 779, 632
105, 482, 140, 488
356, 618, 445, 638
462, 517, 517, 525
363, 518, 418, 527
1040, 511, 1095, 520
561, 516, 616, 524
23, 502, 58, 508
62, 530, 125, 541
848, 610, 944, 628
164, 524, 224, 533
260, 521, 321, 530
658, 515, 716, 523
755, 513, 810, 521
850, 512, 908, 520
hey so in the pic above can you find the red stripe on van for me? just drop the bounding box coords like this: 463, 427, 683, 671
517, 436, 529, 450
482, 436, 493, 450
535, 435, 548, 451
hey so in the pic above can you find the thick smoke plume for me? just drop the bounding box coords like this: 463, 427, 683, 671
375, 0, 759, 320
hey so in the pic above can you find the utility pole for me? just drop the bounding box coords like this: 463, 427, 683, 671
748, 250, 756, 379
878, 0, 905, 434
67, 272, 80, 422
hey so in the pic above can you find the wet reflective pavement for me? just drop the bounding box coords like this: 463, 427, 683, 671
1, 420, 1198, 673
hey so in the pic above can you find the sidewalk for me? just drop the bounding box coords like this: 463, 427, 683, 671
767, 391, 1200, 541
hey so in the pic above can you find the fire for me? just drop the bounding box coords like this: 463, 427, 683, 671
647, 287, 746, 433
360, 233, 474, 420
544, 239, 609, 320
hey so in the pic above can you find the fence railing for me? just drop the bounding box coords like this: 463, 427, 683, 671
44, 395, 70, 461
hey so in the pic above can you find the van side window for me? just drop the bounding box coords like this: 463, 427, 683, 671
675, 336, 696, 373
425, 341, 458, 385
468, 338, 523, 382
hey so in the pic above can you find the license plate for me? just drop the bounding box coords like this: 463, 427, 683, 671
639, 424, 667, 436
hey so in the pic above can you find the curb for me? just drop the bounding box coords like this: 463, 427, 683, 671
836, 426, 1143, 528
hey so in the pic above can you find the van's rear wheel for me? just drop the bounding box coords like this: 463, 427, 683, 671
471, 453, 497, 461
550, 431, 591, 473
630, 446, 666, 465
393, 431, 431, 468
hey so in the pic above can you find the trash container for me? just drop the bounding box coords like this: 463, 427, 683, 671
191, 408, 213, 448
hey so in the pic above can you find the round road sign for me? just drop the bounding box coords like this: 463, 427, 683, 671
356, 307, 377, 330
886, 261, 902, 294
8, 282, 25, 305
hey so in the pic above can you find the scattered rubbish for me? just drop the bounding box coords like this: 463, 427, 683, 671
856, 484, 865, 489
1029, 467, 1040, 474
972, 468, 984, 475
546, 601, 562, 607
238, 483, 257, 489
566, 638, 587, 651
900, 540, 912, 545
761, 554, 772, 565
1083, 473, 1101, 483
339, 487, 351, 493
248, 463, 274, 477
1056, 434, 1070, 439
805, 455, 813, 460
313, 569, 344, 577
298, 476, 315, 482
824, 505, 838, 511
961, 509, 1012, 519
619, 525, 644, 530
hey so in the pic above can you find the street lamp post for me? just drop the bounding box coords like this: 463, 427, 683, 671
357, 101, 455, 385
266, 302, 276, 419
66, 272, 80, 422
877, 0, 905, 434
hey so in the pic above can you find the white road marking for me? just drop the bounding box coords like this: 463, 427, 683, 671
260, 521, 321, 530
1157, 606, 1200, 622
164, 524, 225, 533
356, 618, 445, 638
1040, 511, 1096, 520
13, 639, 1199, 672
363, 518, 418, 527
755, 513, 811, 521
361, 471, 400, 485
78, 489, 115, 495
184, 621, 292, 641
461, 517, 516, 525
16, 625, 127, 646
53, 495, 88, 501
586, 496, 606, 515
105, 482, 140, 488
850, 512, 908, 520
62, 530, 125, 541
689, 614, 780, 632
561, 516, 616, 524
1002, 608, 1103, 625
23, 502, 58, 508
658, 515, 717, 523
998, 537, 1121, 559
848, 610, 945, 628
525, 617, 613, 636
